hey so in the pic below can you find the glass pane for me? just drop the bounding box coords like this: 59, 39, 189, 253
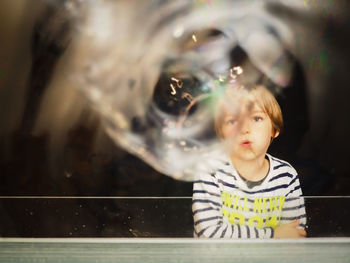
0, 197, 193, 238
1, 197, 350, 263
0, 197, 350, 238
1, 0, 350, 262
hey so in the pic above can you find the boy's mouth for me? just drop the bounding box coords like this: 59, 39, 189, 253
240, 140, 252, 147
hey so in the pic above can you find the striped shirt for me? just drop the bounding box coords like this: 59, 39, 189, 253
192, 152, 307, 238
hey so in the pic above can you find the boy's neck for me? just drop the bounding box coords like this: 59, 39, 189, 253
230, 155, 269, 182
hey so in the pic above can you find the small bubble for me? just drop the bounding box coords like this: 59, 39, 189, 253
184, 147, 191, 152
65, 171, 72, 178
173, 26, 184, 38
179, 141, 186, 146
192, 34, 197, 42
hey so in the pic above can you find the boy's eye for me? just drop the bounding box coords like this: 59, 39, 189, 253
253, 116, 263, 122
226, 119, 236, 125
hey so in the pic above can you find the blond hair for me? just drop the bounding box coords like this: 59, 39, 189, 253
214, 84, 283, 139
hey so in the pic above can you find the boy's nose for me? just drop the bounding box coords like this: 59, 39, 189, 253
239, 119, 250, 134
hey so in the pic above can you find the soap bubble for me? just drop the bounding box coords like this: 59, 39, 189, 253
57, 0, 336, 180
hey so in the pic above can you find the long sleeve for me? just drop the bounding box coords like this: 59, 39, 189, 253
192, 172, 274, 238
282, 167, 307, 229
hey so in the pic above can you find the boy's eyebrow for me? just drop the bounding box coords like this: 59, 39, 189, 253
250, 109, 266, 114
224, 115, 237, 119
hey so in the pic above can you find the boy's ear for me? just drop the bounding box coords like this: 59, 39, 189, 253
272, 129, 280, 138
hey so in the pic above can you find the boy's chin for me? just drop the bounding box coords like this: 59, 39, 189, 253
229, 149, 261, 161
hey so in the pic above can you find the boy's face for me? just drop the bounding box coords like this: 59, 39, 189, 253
220, 95, 279, 162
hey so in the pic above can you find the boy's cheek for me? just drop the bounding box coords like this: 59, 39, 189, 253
222, 127, 237, 138
222, 137, 238, 149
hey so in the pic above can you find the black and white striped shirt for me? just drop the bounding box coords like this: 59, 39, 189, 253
192, 152, 307, 238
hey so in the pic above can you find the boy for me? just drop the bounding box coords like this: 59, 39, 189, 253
192, 84, 307, 238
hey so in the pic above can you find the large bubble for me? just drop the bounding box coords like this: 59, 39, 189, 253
59, 0, 315, 180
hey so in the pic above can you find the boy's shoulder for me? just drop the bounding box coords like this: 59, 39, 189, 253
267, 153, 297, 175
